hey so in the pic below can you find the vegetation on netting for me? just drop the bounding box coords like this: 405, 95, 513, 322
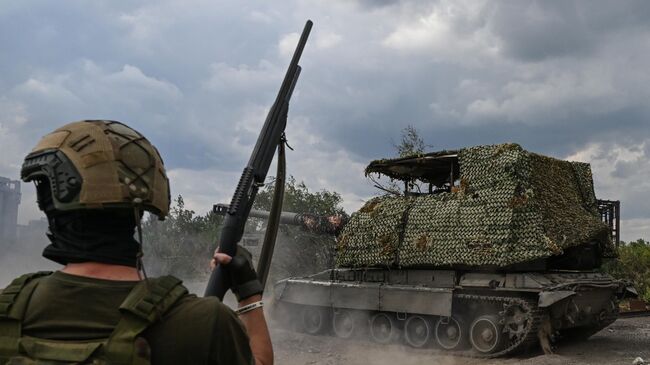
602, 239, 650, 302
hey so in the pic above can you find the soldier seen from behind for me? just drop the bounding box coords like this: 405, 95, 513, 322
0, 120, 272, 365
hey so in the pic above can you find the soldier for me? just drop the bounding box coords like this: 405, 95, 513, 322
0, 120, 272, 365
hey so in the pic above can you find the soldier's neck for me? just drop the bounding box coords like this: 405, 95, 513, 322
61, 262, 141, 281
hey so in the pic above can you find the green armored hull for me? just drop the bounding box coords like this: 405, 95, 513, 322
337, 143, 614, 269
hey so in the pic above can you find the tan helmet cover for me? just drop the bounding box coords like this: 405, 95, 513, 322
22, 120, 170, 219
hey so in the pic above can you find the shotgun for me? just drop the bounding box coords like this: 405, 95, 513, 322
205, 20, 313, 299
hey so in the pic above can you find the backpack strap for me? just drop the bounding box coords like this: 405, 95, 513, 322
104, 275, 187, 364
0, 272, 52, 358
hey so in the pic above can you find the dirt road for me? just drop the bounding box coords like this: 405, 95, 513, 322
271, 317, 650, 365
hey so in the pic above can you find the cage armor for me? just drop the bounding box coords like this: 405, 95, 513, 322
21, 120, 170, 220
0, 273, 188, 364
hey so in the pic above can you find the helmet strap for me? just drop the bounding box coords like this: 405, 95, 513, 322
133, 205, 149, 282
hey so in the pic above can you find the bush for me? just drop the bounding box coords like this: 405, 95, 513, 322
141, 177, 347, 285
602, 239, 650, 302
142, 196, 222, 279
253, 176, 346, 285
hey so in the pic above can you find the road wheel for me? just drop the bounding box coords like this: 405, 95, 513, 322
333, 309, 364, 339
503, 303, 530, 341
369, 313, 398, 344
469, 315, 504, 354
301, 306, 330, 335
404, 315, 431, 348
434, 316, 467, 350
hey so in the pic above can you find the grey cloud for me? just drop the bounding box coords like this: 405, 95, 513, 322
611, 140, 650, 179
579, 139, 650, 223
488, 1, 650, 62
352, 0, 403, 10
1, 0, 649, 236
578, 0, 650, 34
612, 159, 639, 179
489, 2, 594, 61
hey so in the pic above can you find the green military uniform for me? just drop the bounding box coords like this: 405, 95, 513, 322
1, 272, 253, 364
9, 121, 258, 364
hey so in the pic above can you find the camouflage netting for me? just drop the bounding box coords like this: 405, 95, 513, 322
337, 143, 615, 268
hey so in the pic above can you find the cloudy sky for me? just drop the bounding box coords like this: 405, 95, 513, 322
1, 0, 648, 241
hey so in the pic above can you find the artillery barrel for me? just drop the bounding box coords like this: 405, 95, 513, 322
213, 203, 345, 235
214, 203, 305, 226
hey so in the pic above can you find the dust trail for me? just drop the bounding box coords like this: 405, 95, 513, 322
0, 228, 60, 287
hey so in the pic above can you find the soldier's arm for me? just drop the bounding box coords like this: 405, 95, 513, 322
212, 252, 273, 365
237, 294, 273, 365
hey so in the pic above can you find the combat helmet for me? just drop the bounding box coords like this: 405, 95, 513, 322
21, 120, 170, 219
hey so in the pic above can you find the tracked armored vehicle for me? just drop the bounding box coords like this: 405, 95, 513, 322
253, 144, 633, 356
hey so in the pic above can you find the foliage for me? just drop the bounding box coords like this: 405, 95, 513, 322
394, 125, 428, 158
602, 239, 650, 302
253, 176, 346, 286
255, 176, 346, 216
140, 177, 346, 287
386, 125, 431, 194
142, 196, 222, 279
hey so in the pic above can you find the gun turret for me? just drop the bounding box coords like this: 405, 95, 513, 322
213, 203, 347, 235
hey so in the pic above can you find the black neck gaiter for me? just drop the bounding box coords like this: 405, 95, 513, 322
43, 209, 141, 268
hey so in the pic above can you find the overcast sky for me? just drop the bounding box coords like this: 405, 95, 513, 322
1, 0, 648, 241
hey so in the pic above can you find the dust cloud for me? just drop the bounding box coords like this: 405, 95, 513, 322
270, 324, 469, 365
0, 225, 60, 287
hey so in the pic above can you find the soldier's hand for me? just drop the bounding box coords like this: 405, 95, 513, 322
210, 247, 231, 269
211, 245, 263, 302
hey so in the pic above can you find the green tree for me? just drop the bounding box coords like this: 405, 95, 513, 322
140, 177, 346, 288
394, 125, 428, 157
254, 176, 346, 216
383, 125, 431, 194
252, 176, 347, 286
602, 239, 650, 302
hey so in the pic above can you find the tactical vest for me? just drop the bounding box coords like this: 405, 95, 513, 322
0, 272, 188, 365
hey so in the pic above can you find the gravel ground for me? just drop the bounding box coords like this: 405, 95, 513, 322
271, 317, 650, 365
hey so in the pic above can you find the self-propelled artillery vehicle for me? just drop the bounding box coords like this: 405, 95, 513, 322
238, 143, 633, 356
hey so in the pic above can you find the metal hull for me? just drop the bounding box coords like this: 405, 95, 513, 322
273, 268, 628, 357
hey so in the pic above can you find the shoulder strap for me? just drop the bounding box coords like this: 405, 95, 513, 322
119, 276, 187, 322
0, 271, 52, 359
0, 271, 52, 318
104, 276, 187, 364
